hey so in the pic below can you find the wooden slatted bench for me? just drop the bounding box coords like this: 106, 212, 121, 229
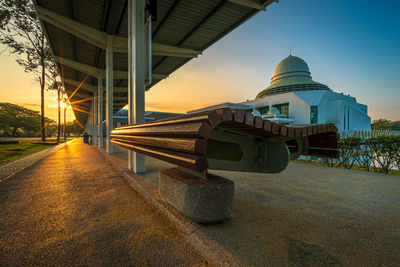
110, 108, 339, 223
111, 108, 339, 174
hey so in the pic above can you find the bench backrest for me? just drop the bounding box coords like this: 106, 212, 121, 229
111, 108, 339, 173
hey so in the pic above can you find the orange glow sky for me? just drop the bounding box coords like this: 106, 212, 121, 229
0, 43, 259, 122
0, 52, 75, 122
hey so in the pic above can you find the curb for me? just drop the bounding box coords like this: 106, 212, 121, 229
96, 147, 247, 267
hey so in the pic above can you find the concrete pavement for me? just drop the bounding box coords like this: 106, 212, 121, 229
0, 140, 208, 266
111, 145, 400, 266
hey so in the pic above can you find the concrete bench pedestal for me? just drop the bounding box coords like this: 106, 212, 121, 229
159, 168, 234, 223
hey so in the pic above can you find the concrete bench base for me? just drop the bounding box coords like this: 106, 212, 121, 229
159, 168, 234, 223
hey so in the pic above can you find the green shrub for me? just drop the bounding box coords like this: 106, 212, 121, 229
333, 135, 400, 174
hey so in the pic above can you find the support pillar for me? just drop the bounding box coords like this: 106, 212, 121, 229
98, 74, 104, 148
106, 35, 114, 154
93, 91, 98, 145
88, 106, 91, 137
127, 0, 146, 173
85, 116, 88, 137
85, 118, 89, 135
90, 103, 94, 143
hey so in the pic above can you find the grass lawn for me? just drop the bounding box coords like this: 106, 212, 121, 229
0, 138, 70, 164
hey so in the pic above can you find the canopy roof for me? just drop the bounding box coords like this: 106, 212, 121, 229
34, 0, 276, 125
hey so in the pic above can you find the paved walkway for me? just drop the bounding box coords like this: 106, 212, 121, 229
0, 140, 208, 266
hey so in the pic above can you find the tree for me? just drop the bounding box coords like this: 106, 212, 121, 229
391, 121, 400, 131
0, 102, 54, 136
0, 0, 53, 141
48, 63, 64, 143
372, 119, 392, 130
66, 120, 84, 136
372, 119, 400, 131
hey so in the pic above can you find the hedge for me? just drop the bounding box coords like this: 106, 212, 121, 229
320, 136, 400, 174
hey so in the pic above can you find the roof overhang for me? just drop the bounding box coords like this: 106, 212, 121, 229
34, 0, 278, 125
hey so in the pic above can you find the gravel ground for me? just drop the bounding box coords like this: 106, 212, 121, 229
0, 140, 209, 266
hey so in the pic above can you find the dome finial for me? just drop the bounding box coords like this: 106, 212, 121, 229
289, 48, 291, 56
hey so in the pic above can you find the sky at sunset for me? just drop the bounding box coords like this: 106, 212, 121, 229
1, 0, 399, 122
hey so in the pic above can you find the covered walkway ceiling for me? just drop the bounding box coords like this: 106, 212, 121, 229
34, 0, 277, 125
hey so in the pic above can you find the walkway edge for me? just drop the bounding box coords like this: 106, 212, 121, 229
0, 139, 75, 182
97, 147, 247, 267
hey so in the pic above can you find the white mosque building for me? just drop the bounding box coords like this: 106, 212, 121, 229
190, 55, 371, 132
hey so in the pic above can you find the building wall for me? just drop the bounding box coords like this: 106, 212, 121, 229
246, 90, 371, 131
349, 105, 371, 131
325, 99, 342, 125
288, 95, 310, 124
244, 92, 310, 124
320, 92, 371, 131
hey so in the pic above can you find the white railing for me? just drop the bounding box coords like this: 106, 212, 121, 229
340, 130, 400, 138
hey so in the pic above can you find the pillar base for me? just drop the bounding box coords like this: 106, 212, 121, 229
159, 168, 234, 223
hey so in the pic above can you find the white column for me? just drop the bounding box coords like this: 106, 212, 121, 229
93, 91, 98, 145
85, 117, 89, 135
98, 74, 104, 148
85, 115, 89, 136
91, 103, 94, 143
106, 35, 114, 154
89, 105, 92, 135
128, 0, 146, 173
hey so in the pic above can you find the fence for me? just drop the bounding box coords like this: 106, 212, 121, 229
340, 130, 400, 138
302, 135, 400, 174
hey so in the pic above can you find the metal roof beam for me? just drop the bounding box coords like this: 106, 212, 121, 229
63, 78, 127, 93
229, 0, 278, 10
71, 100, 90, 107
70, 100, 90, 108
64, 89, 92, 99
35, 5, 199, 57
63, 78, 98, 92
53, 56, 99, 76
102, 69, 167, 80
65, 85, 125, 101
35, 5, 108, 49
152, 43, 199, 58
54, 56, 167, 81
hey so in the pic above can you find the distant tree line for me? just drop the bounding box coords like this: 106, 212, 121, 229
372, 119, 400, 131
0, 103, 83, 137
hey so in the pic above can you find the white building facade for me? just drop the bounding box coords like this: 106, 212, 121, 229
192, 55, 371, 132
244, 55, 371, 131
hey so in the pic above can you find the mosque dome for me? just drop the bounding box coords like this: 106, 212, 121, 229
256, 55, 330, 99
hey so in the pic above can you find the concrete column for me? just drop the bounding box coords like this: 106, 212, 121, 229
127, 0, 146, 173
98, 74, 104, 148
88, 105, 92, 136
93, 91, 98, 145
85, 115, 89, 136
106, 35, 114, 154
91, 103, 94, 143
